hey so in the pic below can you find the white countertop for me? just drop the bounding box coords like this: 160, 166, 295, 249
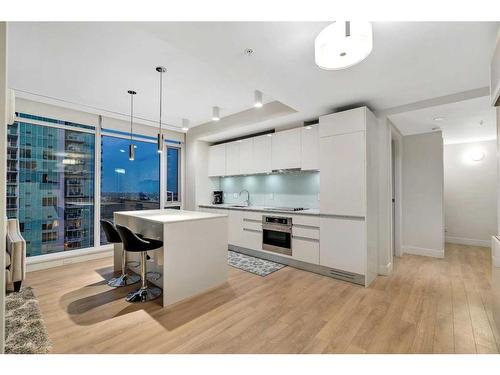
114, 209, 227, 224
199, 204, 321, 216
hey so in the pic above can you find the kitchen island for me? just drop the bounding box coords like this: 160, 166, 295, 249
113, 209, 228, 307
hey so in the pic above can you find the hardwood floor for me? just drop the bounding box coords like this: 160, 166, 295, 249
25, 243, 500, 353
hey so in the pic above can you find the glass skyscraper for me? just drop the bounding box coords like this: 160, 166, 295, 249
7, 117, 95, 257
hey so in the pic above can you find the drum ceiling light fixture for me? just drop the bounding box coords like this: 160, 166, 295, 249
315, 21, 373, 70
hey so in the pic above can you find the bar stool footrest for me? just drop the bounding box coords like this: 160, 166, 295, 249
108, 273, 141, 287
126, 286, 162, 303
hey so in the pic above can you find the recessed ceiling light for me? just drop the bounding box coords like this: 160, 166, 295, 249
305, 126, 312, 130
267, 134, 272, 137
315, 21, 373, 70
119, 149, 125, 153
433, 117, 445, 122
236, 140, 243, 143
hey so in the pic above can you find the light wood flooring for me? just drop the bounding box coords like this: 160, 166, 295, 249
25, 243, 500, 353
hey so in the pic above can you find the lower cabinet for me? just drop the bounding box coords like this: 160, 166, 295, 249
292, 237, 319, 264
241, 227, 262, 250
319, 217, 365, 275
228, 210, 243, 246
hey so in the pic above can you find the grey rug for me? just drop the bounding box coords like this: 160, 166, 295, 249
228, 250, 286, 276
5, 287, 52, 354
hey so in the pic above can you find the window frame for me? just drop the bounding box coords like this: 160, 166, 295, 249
10, 113, 184, 258
164, 142, 183, 208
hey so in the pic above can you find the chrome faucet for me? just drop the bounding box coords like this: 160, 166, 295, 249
239, 189, 250, 207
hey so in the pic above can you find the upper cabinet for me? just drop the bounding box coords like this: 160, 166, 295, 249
301, 125, 319, 170
319, 106, 376, 218
271, 127, 301, 170
207, 125, 319, 176
319, 108, 365, 138
252, 135, 272, 174
239, 138, 254, 175
208, 143, 226, 177
225, 141, 241, 176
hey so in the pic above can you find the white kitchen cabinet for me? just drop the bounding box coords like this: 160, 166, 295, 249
252, 135, 272, 174
320, 131, 365, 217
228, 210, 244, 246
225, 141, 240, 176
271, 127, 301, 170
292, 237, 319, 264
301, 125, 319, 170
239, 138, 254, 175
319, 107, 366, 138
208, 144, 226, 177
320, 217, 365, 275
318, 106, 379, 286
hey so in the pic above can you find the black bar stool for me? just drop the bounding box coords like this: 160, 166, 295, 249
100, 220, 140, 287
115, 224, 163, 303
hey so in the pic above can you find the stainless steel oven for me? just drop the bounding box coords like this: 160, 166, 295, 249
262, 215, 292, 256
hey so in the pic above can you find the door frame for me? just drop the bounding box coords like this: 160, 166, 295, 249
390, 125, 403, 258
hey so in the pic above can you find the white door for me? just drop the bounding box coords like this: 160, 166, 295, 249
301, 125, 319, 170
320, 131, 365, 216
320, 217, 365, 275
208, 144, 226, 177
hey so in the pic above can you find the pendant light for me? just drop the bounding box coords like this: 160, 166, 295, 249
254, 90, 263, 108
127, 90, 136, 161
315, 21, 373, 70
156, 66, 167, 153
212, 106, 220, 121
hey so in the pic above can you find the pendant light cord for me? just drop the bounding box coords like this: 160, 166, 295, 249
159, 70, 163, 133
130, 93, 133, 141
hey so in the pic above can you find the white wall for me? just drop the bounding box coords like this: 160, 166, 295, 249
402, 131, 445, 258
0, 21, 7, 355
444, 140, 497, 246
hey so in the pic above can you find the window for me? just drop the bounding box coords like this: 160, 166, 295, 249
100, 135, 160, 243
166, 146, 181, 203
6, 121, 95, 257
6, 113, 183, 257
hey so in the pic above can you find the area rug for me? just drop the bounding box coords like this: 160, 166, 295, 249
5, 287, 52, 354
228, 250, 286, 276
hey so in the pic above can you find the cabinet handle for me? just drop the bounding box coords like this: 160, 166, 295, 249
243, 228, 262, 233
292, 236, 319, 243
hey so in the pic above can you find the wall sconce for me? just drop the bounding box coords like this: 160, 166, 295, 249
470, 150, 485, 162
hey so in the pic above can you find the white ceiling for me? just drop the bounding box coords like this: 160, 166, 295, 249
389, 96, 497, 144
8, 22, 499, 136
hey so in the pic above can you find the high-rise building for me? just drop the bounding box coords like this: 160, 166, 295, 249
6, 117, 95, 257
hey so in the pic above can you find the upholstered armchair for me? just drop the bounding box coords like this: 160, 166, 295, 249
5, 218, 26, 292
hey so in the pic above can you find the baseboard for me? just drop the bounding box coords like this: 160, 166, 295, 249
402, 245, 444, 259
445, 236, 491, 247
378, 262, 393, 275
27, 246, 113, 272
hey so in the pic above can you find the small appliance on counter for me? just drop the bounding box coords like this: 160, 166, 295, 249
212, 191, 224, 205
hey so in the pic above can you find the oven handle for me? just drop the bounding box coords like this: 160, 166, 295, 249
262, 224, 292, 233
